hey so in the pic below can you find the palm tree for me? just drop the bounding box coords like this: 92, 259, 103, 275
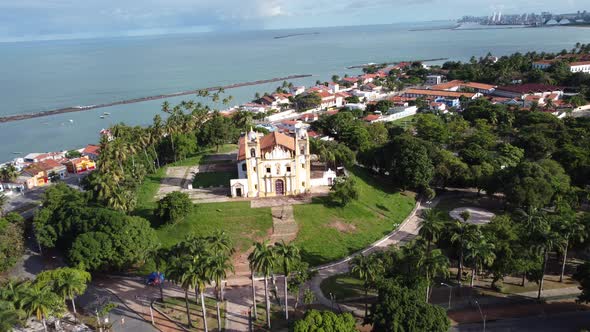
449, 221, 481, 283
350, 254, 383, 319
419, 209, 446, 253
206, 253, 233, 331
532, 222, 562, 300
166, 257, 194, 328
417, 248, 450, 302
22, 286, 61, 332
0, 163, 18, 182
41, 268, 91, 317
554, 205, 586, 282
0, 308, 22, 332
190, 260, 211, 332
465, 236, 496, 287
207, 231, 235, 258
274, 241, 300, 321
248, 241, 276, 328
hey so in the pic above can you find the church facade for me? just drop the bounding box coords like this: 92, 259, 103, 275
230, 129, 312, 198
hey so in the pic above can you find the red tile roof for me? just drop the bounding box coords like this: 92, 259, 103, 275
570, 61, 590, 67
364, 114, 381, 122
83, 144, 101, 155
24, 160, 64, 175
495, 84, 563, 94
404, 88, 476, 99
237, 132, 296, 161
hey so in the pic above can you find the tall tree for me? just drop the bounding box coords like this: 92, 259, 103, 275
248, 241, 276, 328
419, 209, 446, 253
417, 248, 450, 302
274, 241, 300, 321
21, 286, 63, 332
350, 254, 384, 319
206, 253, 234, 331
465, 236, 496, 287
35, 267, 91, 317
450, 220, 481, 283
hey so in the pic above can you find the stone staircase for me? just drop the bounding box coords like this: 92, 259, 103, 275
229, 204, 299, 283
270, 205, 298, 243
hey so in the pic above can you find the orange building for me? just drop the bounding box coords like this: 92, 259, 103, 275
21, 160, 67, 189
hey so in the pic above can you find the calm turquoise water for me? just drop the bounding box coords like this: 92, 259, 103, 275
1, 23, 590, 162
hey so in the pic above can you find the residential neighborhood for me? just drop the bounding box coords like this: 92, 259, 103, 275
2, 39, 590, 332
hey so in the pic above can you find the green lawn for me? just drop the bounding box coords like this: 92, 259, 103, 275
157, 201, 272, 252
293, 167, 416, 266
134, 144, 272, 254
390, 114, 416, 127
320, 274, 376, 301
193, 171, 237, 188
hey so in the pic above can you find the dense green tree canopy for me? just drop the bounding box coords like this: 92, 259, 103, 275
370, 280, 450, 332
292, 310, 358, 332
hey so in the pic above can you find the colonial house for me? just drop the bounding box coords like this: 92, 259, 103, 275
532, 58, 590, 73
21, 160, 67, 189
403, 89, 481, 100
290, 86, 306, 96
82, 144, 101, 161
23, 151, 66, 164
257, 95, 278, 107
65, 156, 96, 174
363, 114, 382, 123
431, 80, 496, 94
230, 129, 336, 198
341, 77, 360, 88
316, 91, 343, 109
493, 84, 564, 100
569, 61, 590, 73
328, 82, 340, 93
241, 103, 269, 113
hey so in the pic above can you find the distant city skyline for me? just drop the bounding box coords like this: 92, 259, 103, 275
0, 0, 588, 42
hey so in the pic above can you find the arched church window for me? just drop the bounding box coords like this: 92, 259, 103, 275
250, 148, 256, 158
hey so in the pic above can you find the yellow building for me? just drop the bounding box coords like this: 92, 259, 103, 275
230, 129, 311, 198
65, 156, 96, 174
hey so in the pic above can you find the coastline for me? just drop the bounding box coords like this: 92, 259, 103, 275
0, 74, 312, 124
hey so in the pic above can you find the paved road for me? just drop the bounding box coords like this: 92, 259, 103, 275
452, 310, 590, 332
308, 197, 430, 313
78, 285, 159, 332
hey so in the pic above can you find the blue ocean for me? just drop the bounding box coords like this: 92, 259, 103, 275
1, 22, 590, 162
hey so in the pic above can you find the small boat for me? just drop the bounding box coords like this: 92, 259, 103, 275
100, 115, 105, 119
68, 119, 74, 123
103, 112, 110, 115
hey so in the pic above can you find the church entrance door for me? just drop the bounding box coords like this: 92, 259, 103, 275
275, 179, 285, 195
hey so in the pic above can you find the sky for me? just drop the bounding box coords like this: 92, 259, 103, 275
0, 0, 587, 41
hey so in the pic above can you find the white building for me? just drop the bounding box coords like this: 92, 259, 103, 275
426, 75, 443, 85
328, 82, 340, 93
241, 103, 269, 113
290, 86, 306, 96
230, 129, 336, 198
569, 61, 590, 73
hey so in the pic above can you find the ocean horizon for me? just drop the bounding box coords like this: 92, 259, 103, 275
2, 22, 590, 162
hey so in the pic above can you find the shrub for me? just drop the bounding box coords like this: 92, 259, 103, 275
329, 177, 359, 207
155, 191, 193, 224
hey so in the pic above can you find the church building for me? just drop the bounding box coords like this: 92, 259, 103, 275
230, 128, 331, 198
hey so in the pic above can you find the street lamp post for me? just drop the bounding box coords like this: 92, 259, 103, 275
440, 283, 452, 309
474, 300, 486, 332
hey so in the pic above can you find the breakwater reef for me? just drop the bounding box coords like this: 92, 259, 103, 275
346, 58, 448, 69
0, 74, 312, 123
